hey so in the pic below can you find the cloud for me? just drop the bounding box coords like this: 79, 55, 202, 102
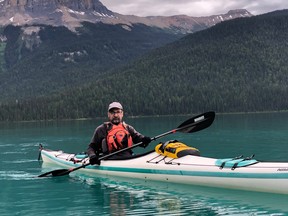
100, 0, 288, 17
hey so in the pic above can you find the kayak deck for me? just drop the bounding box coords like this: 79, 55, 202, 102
39, 147, 288, 194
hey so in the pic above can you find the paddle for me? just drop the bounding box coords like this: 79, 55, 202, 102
38, 111, 215, 177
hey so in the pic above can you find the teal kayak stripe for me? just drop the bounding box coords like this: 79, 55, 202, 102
98, 166, 288, 179
42, 151, 288, 179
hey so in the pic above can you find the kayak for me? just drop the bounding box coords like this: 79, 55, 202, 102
39, 145, 288, 194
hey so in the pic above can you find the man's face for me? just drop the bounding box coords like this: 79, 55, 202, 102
108, 108, 123, 125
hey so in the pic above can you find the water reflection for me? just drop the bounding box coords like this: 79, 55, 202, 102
72, 173, 288, 216
75, 176, 217, 215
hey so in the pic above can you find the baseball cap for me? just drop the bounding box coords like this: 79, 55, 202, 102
108, 102, 123, 111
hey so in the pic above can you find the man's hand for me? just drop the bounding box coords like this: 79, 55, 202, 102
89, 155, 101, 165
140, 136, 152, 148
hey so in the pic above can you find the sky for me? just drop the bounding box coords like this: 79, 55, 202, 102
100, 0, 288, 17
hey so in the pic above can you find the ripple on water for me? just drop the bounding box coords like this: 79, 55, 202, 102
0, 171, 36, 181
0, 143, 14, 147
2, 159, 38, 164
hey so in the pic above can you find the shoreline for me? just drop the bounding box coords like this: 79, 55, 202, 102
1, 110, 288, 123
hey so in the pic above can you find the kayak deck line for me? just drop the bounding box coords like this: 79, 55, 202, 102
42, 147, 288, 170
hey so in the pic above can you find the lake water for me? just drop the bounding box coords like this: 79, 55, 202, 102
1, 112, 288, 215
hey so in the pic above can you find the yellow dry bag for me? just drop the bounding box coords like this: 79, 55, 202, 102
155, 140, 200, 158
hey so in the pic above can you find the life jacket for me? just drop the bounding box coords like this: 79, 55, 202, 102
155, 140, 200, 158
105, 123, 133, 153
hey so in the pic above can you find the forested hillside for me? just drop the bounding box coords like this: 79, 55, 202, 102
0, 22, 182, 101
1, 10, 288, 121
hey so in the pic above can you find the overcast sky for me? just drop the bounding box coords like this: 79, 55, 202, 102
100, 0, 288, 17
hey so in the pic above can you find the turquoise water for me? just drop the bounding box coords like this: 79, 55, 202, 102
1, 112, 288, 215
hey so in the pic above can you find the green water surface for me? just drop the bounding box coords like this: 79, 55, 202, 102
1, 112, 288, 215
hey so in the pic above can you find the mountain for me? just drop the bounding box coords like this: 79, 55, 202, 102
0, 0, 252, 103
1, 9, 288, 121
0, 0, 114, 30
112, 9, 252, 34
0, 0, 252, 32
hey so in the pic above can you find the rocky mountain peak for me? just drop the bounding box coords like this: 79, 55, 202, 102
0, 0, 253, 33
0, 0, 114, 29
1, 0, 111, 12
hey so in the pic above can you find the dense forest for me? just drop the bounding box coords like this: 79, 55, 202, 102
1, 10, 288, 121
0, 22, 182, 101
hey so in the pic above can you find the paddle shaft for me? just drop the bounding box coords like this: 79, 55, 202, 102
55, 127, 180, 175
97, 112, 213, 161
38, 111, 215, 177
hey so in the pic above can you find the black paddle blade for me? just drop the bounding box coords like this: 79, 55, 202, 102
177, 111, 215, 133
38, 169, 70, 177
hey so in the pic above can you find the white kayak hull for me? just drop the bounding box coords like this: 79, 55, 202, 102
40, 148, 288, 194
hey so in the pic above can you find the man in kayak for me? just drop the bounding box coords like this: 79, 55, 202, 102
87, 102, 152, 165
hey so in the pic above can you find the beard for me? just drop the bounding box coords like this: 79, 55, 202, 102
111, 117, 121, 125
